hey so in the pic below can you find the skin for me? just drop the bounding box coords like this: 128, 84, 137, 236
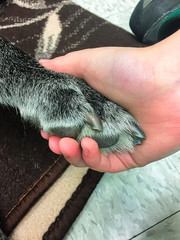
40, 30, 180, 173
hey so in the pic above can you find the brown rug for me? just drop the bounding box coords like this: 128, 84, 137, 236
0, 0, 144, 239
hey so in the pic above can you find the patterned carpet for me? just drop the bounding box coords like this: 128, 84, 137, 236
0, 0, 180, 239
73, 0, 140, 32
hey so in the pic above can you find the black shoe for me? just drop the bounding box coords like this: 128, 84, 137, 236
130, 0, 180, 45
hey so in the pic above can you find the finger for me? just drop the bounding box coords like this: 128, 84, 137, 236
39, 47, 117, 82
81, 137, 121, 172
59, 138, 87, 167
39, 50, 89, 78
39, 47, 130, 108
81, 138, 103, 170
49, 136, 62, 154
81, 138, 138, 173
40, 130, 51, 140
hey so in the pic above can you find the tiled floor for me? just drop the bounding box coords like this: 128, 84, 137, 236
66, 1, 180, 239
132, 211, 180, 240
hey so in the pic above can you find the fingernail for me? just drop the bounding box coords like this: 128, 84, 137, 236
83, 149, 88, 156
39, 59, 49, 64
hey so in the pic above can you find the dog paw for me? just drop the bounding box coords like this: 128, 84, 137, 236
20, 70, 145, 154
0, 37, 146, 154
77, 90, 146, 154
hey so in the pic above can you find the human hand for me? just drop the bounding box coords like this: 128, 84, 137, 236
40, 30, 180, 172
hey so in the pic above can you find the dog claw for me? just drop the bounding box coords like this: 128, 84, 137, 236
86, 113, 103, 131
133, 138, 142, 145
134, 126, 146, 140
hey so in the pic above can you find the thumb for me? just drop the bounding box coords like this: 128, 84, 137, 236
39, 47, 122, 102
39, 49, 90, 78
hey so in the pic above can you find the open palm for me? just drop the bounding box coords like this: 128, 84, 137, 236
40, 31, 180, 172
